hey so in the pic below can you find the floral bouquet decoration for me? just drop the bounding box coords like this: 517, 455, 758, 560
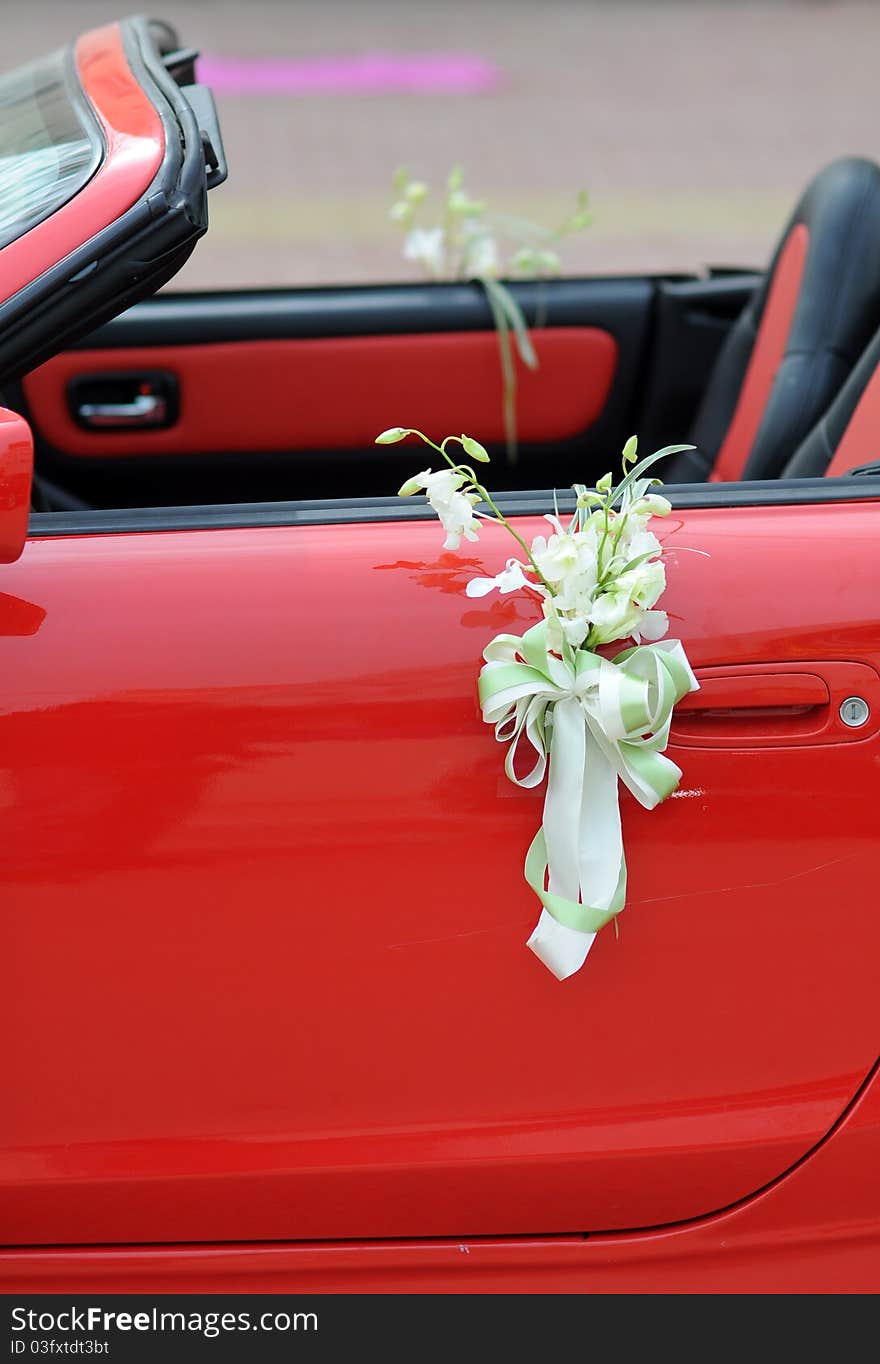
376, 425, 701, 980
390, 166, 591, 462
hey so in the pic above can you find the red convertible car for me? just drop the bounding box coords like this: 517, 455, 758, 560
1, 15, 879, 1294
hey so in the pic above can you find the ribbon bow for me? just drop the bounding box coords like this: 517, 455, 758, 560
477, 620, 699, 979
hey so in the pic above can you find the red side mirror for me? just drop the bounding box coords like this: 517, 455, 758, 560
0, 407, 33, 564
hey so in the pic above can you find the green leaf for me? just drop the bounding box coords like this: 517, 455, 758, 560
485, 277, 538, 369
481, 276, 519, 464
610, 443, 695, 507
461, 434, 490, 463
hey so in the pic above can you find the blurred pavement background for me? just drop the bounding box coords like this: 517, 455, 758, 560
5, 0, 878, 287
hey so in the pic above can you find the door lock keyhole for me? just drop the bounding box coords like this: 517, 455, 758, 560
840, 696, 870, 728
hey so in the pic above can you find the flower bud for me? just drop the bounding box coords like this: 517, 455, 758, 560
596, 472, 613, 493
622, 435, 638, 466
537, 249, 562, 273
448, 190, 486, 217
637, 494, 672, 517
510, 247, 538, 274
376, 427, 412, 444
460, 434, 490, 463
397, 476, 423, 496
405, 180, 429, 204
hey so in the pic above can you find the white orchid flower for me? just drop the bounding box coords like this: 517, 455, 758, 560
588, 589, 644, 645
439, 505, 481, 550
622, 526, 663, 564
560, 614, 592, 647
531, 532, 579, 582
403, 226, 446, 277
403, 468, 481, 550
555, 568, 597, 609
464, 231, 500, 278
541, 595, 565, 653
527, 520, 604, 646
465, 558, 540, 598
531, 526, 599, 587
632, 610, 669, 643
615, 559, 666, 611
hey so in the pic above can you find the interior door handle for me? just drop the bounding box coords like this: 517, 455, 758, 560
76, 393, 167, 428
68, 371, 178, 431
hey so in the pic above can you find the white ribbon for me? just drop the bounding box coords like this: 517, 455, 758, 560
477, 622, 699, 980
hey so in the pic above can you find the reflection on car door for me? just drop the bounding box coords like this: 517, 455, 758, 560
1, 494, 878, 1245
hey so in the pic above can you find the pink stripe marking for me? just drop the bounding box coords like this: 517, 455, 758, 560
198, 52, 502, 96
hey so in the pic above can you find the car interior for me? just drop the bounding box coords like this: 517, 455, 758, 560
4, 18, 880, 525
17, 155, 880, 524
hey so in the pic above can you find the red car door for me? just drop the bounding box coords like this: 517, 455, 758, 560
1, 483, 878, 1245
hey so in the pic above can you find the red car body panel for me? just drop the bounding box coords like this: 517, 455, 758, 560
23, 327, 618, 455
2, 1060, 877, 1293
0, 24, 164, 303
2, 502, 878, 1249
0, 408, 33, 563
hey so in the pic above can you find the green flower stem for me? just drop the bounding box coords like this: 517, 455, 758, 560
595, 498, 613, 575
480, 275, 519, 465
610, 511, 628, 558
473, 483, 551, 590
430, 435, 551, 590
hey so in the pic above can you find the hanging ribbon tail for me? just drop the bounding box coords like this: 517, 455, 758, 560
477, 624, 699, 981
527, 910, 596, 981
524, 696, 625, 980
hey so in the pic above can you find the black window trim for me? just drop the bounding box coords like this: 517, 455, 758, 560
25, 474, 880, 538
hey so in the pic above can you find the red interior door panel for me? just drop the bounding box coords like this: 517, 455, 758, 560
23, 328, 617, 456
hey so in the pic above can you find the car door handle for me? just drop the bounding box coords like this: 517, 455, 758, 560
68, 371, 179, 431
676, 672, 830, 715
76, 393, 167, 428
670, 661, 880, 748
